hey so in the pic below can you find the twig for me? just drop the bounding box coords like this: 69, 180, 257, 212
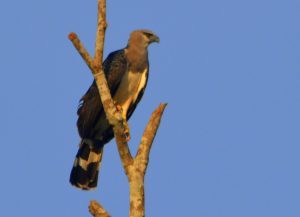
89, 200, 111, 217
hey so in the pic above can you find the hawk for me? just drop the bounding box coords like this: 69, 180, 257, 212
70, 30, 159, 190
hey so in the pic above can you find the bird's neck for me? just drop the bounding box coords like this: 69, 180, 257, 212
125, 45, 148, 72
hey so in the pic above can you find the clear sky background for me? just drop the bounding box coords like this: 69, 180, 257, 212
0, 0, 300, 216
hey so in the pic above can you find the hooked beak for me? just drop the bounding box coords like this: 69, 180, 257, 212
150, 34, 160, 43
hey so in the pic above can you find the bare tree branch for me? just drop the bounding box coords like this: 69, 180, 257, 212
69, 0, 167, 216
94, 0, 134, 176
68, 33, 94, 72
89, 200, 111, 217
94, 0, 107, 69
135, 103, 167, 174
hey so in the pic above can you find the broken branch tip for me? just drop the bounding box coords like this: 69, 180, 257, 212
68, 32, 78, 41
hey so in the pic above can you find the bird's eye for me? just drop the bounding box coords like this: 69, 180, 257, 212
143, 32, 153, 38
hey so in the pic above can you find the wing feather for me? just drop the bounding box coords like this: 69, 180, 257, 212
77, 50, 127, 138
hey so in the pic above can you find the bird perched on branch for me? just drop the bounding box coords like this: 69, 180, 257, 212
70, 29, 159, 190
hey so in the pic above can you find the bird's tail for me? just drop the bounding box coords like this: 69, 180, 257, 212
70, 140, 103, 190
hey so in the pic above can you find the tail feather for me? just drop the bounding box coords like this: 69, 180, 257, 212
70, 140, 103, 190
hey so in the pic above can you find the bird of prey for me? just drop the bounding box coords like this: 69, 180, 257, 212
70, 29, 159, 190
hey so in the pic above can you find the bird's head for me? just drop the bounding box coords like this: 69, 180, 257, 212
128, 29, 160, 49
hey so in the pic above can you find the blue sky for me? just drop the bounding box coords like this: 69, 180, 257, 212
1, 0, 300, 216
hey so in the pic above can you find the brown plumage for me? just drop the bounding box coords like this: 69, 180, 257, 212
70, 30, 159, 190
